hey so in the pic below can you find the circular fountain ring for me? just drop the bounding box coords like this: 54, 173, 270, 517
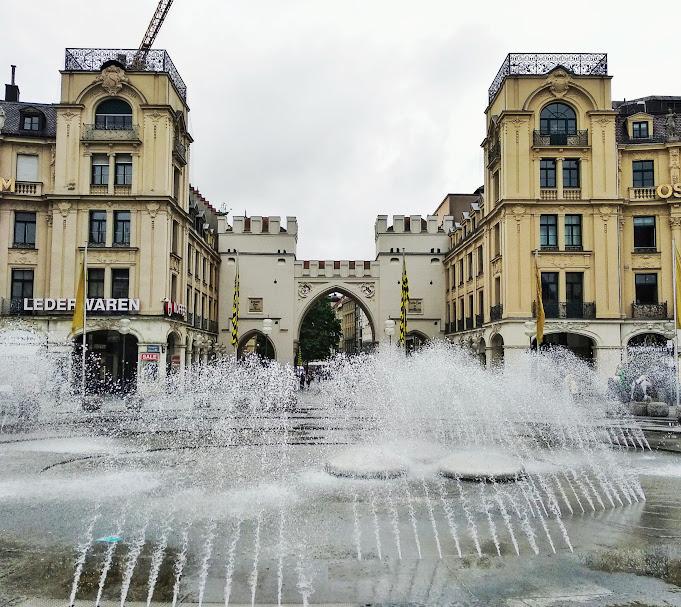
438, 449, 524, 481
325, 447, 408, 479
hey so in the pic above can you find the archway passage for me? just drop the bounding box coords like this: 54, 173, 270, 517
627, 332, 668, 350
73, 330, 138, 395
490, 333, 504, 367
535, 332, 594, 361
405, 330, 427, 354
167, 332, 182, 378
238, 331, 275, 361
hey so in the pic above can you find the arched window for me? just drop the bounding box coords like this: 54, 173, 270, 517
540, 103, 576, 144
95, 99, 132, 130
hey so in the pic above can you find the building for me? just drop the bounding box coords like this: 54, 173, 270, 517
444, 53, 680, 377
0, 51, 220, 393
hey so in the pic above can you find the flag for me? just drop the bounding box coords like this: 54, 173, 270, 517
297, 347, 303, 367
72, 261, 85, 334
534, 256, 545, 344
399, 256, 409, 345
231, 263, 240, 348
675, 245, 681, 330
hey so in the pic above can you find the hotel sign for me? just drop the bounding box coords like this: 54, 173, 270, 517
656, 184, 681, 199
1, 178, 16, 192
23, 298, 140, 312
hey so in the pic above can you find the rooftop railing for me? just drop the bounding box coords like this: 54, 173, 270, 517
65, 48, 187, 101
488, 53, 607, 104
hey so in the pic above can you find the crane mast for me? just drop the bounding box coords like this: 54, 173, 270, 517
131, 0, 174, 69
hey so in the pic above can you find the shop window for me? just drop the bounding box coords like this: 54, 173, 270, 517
633, 216, 656, 250
565, 214, 582, 249
635, 274, 658, 304
540, 159, 556, 188
89, 211, 107, 245
633, 160, 654, 188
14, 211, 36, 247
88, 268, 105, 299
111, 269, 129, 299
540, 214, 558, 248
114, 211, 131, 246
632, 121, 649, 138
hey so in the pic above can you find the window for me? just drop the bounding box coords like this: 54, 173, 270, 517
566, 272, 583, 318
91, 154, 109, 185
468, 294, 474, 318
633, 160, 654, 188
95, 99, 132, 130
14, 212, 36, 247
11, 269, 33, 300
541, 272, 559, 318
171, 274, 177, 302
478, 290, 484, 317
202, 258, 207, 282
459, 259, 464, 284
540, 215, 558, 248
87, 268, 105, 299
633, 216, 656, 249
89, 211, 107, 244
467, 252, 473, 280
187, 245, 193, 273
635, 274, 658, 304
565, 215, 582, 249
540, 102, 577, 144
195, 251, 200, 276
187, 287, 192, 311
115, 154, 132, 185
16, 154, 39, 182
173, 168, 181, 200
114, 211, 131, 245
493, 171, 500, 203
493, 223, 501, 257
172, 220, 179, 254
563, 159, 580, 188
632, 121, 649, 138
111, 269, 129, 299
22, 115, 41, 131
540, 159, 556, 188
451, 266, 455, 287
477, 245, 483, 275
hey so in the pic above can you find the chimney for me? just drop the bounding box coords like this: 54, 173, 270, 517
5, 65, 19, 102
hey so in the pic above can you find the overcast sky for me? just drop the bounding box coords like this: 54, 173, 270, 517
2, 0, 680, 259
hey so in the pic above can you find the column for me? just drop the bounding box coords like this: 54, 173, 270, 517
556, 158, 564, 200
107, 153, 115, 195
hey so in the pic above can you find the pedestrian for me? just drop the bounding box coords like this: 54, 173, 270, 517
299, 373, 305, 391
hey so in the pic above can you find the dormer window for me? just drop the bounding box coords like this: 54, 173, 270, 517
95, 99, 132, 130
632, 121, 649, 138
23, 115, 40, 130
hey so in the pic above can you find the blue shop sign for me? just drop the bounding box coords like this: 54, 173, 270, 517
147, 345, 160, 353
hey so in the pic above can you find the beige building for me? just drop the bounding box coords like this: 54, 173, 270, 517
444, 53, 680, 376
0, 50, 220, 393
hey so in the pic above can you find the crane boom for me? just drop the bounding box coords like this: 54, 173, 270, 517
139, 0, 174, 51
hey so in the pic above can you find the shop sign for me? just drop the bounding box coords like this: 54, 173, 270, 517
164, 301, 187, 318
147, 345, 160, 353
141, 353, 159, 361
1, 178, 15, 192
656, 184, 681, 198
22, 298, 140, 312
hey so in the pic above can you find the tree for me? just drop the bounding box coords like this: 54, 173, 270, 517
299, 298, 342, 362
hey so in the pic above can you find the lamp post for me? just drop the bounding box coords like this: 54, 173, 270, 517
119, 318, 131, 394
523, 320, 537, 351
262, 318, 273, 361
384, 319, 395, 347
663, 322, 679, 408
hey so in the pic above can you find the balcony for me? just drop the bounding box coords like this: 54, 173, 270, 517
65, 48, 187, 101
194, 315, 201, 328
632, 301, 668, 320
534, 301, 596, 319
475, 313, 484, 326
90, 184, 108, 195
14, 181, 42, 196
490, 304, 503, 321
202, 318, 208, 330
629, 187, 657, 201
465, 317, 473, 330
0, 298, 35, 316
187, 312, 193, 326
489, 53, 607, 103
209, 320, 219, 333
540, 189, 558, 200
533, 130, 589, 147
563, 188, 581, 200
173, 139, 187, 165
82, 124, 140, 142
487, 141, 500, 166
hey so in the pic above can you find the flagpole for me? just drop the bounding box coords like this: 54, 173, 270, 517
673, 239, 679, 409
82, 240, 87, 400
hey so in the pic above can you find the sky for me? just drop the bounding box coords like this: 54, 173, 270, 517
2, 0, 680, 259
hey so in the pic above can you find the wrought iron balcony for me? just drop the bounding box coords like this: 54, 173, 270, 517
489, 53, 607, 103
487, 141, 500, 165
457, 319, 464, 332
202, 318, 208, 330
465, 317, 474, 330
82, 124, 140, 141
533, 301, 596, 319
187, 312, 193, 325
632, 301, 668, 320
65, 48, 187, 101
490, 304, 503, 321
0, 298, 34, 315
173, 139, 187, 165
209, 320, 219, 334
533, 130, 589, 147
475, 313, 484, 326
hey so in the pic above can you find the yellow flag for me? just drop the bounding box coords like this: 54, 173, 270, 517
534, 257, 545, 344
72, 262, 85, 333
676, 246, 681, 330
399, 257, 409, 345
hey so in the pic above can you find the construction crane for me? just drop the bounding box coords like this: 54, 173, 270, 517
131, 0, 174, 69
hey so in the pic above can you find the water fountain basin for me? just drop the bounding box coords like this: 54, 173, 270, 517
325, 446, 408, 479
438, 448, 525, 481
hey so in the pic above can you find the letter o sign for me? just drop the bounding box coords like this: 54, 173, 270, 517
657, 184, 674, 199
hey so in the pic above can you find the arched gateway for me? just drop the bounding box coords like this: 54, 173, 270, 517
217, 214, 453, 364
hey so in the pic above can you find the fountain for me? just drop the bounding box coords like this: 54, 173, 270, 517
0, 337, 667, 604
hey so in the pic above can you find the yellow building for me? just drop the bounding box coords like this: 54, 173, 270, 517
444, 53, 680, 377
0, 50, 220, 393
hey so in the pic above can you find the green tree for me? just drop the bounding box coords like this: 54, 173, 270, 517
299, 297, 342, 362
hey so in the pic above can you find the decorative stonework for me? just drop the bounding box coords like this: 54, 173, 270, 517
8, 249, 39, 265
95, 65, 129, 96
598, 206, 613, 221
146, 203, 160, 218
169, 256, 180, 273
631, 253, 661, 270
544, 321, 591, 332
546, 69, 571, 97
298, 282, 312, 298
670, 148, 680, 184
87, 249, 135, 264
491, 257, 502, 275
511, 205, 525, 221
670, 217, 681, 229
58, 202, 72, 217
360, 283, 376, 298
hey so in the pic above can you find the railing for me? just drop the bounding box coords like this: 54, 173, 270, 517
490, 304, 503, 321
540, 244, 559, 251
0, 298, 34, 315
209, 320, 219, 333
540, 189, 558, 200
629, 187, 657, 201
65, 48, 187, 101
202, 318, 208, 330
534, 300, 596, 319
173, 139, 187, 165
632, 302, 668, 320
533, 130, 589, 147
194, 315, 201, 328
82, 124, 140, 141
465, 317, 473, 330
457, 319, 464, 332
475, 313, 484, 326
565, 245, 583, 252
488, 53, 607, 103
487, 141, 500, 165
12, 241, 35, 249
564, 188, 581, 200
114, 184, 131, 195
14, 181, 42, 196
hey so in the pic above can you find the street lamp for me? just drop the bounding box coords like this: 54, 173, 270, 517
262, 318, 273, 360
384, 319, 395, 346
523, 320, 537, 350
119, 318, 131, 393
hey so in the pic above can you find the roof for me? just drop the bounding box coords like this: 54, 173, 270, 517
0, 101, 57, 137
